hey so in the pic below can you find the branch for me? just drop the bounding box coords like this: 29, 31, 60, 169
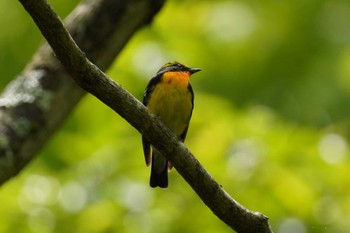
0, 0, 164, 182
16, 0, 274, 232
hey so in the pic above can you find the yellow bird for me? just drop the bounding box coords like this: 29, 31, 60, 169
142, 62, 201, 188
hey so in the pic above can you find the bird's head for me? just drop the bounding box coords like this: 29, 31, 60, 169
157, 61, 201, 76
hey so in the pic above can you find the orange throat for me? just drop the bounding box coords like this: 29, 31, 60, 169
161, 71, 190, 87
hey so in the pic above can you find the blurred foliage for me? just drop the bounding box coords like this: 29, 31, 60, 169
1, 0, 350, 232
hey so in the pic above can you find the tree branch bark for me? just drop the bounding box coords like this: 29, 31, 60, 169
0, 0, 164, 182
3, 0, 275, 232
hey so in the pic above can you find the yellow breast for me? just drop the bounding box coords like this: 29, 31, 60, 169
147, 72, 193, 136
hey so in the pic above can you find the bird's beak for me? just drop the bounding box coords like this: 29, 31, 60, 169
189, 68, 201, 74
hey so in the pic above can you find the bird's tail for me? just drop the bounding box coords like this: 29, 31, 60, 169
150, 148, 168, 188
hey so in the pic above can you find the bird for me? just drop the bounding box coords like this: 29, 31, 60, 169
142, 61, 201, 188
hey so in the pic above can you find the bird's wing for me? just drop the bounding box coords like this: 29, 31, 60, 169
180, 83, 194, 142
142, 74, 162, 166
143, 74, 162, 106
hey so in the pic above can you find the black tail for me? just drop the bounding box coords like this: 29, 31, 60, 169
150, 150, 168, 188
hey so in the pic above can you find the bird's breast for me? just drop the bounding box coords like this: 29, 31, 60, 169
147, 73, 193, 136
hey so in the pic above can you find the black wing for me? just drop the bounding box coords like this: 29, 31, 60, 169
143, 74, 162, 105
142, 74, 162, 166
179, 83, 194, 142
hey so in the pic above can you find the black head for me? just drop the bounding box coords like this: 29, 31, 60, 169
156, 61, 201, 76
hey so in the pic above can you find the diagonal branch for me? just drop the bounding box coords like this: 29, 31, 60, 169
16, 0, 274, 232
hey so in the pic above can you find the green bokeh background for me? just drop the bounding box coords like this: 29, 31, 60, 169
1, 0, 350, 232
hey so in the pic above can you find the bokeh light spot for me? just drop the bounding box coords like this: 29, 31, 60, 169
19, 175, 60, 211
318, 133, 348, 164
204, 2, 256, 42
58, 181, 87, 212
132, 42, 169, 78
278, 217, 306, 233
227, 138, 264, 180
116, 180, 153, 212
